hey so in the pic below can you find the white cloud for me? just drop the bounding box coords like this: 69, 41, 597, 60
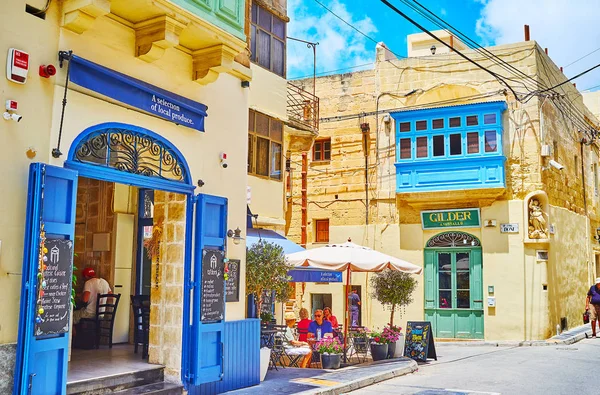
287, 0, 377, 78
475, 0, 600, 90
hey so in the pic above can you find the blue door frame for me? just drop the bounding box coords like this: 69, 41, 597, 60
14, 123, 228, 394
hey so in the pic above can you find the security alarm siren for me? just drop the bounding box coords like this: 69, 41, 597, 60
39, 64, 57, 78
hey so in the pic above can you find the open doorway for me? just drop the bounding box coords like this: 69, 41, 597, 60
68, 178, 157, 383
311, 293, 332, 318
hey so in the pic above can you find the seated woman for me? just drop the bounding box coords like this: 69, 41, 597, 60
323, 307, 339, 329
283, 312, 312, 368
297, 308, 311, 342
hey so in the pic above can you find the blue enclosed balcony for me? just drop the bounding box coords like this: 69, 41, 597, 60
392, 101, 507, 198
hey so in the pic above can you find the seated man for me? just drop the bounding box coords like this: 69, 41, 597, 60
73, 267, 112, 325
307, 309, 333, 341
282, 312, 312, 368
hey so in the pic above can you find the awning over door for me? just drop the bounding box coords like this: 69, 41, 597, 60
67, 54, 208, 132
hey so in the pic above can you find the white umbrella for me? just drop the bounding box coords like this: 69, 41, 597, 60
286, 241, 423, 274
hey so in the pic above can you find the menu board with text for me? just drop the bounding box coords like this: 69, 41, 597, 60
201, 249, 225, 323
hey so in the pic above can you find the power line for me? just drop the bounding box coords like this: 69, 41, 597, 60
536, 62, 600, 94
565, 46, 600, 69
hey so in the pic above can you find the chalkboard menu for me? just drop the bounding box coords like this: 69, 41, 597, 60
404, 321, 437, 362
201, 249, 225, 323
35, 239, 73, 337
261, 290, 275, 314
225, 259, 240, 302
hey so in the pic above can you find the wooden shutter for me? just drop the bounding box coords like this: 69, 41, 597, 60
315, 219, 329, 242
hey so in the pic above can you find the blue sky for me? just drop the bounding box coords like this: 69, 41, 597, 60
287, 0, 600, 92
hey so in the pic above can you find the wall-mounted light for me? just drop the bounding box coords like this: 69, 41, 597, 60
430, 45, 436, 55
227, 227, 243, 245
594, 227, 600, 243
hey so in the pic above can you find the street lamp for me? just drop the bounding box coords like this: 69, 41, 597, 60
227, 227, 243, 245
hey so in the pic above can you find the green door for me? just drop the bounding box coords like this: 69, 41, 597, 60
424, 247, 483, 339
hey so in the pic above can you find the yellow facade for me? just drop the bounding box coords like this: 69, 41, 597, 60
287, 36, 600, 341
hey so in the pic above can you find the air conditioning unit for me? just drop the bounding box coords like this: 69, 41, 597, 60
541, 144, 552, 157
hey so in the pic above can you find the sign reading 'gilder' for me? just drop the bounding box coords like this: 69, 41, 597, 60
421, 208, 481, 229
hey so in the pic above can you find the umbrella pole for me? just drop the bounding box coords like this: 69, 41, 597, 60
343, 266, 351, 363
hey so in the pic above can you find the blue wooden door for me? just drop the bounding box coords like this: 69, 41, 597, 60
190, 194, 227, 385
14, 164, 78, 395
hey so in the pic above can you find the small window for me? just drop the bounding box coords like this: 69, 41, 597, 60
449, 117, 461, 127
248, 110, 283, 180
433, 135, 445, 157
449, 134, 462, 155
416, 120, 428, 131
315, 219, 329, 243
416, 137, 428, 158
466, 115, 478, 126
432, 119, 444, 129
399, 122, 411, 132
251, 3, 286, 77
484, 113, 497, 124
467, 132, 479, 154
484, 130, 497, 152
313, 139, 331, 161
400, 138, 412, 159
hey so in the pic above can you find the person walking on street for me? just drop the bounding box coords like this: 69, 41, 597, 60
586, 277, 600, 338
348, 290, 361, 327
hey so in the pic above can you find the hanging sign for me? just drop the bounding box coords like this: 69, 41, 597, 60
287, 269, 343, 283
201, 249, 225, 323
404, 321, 437, 362
225, 259, 240, 303
421, 208, 480, 229
35, 239, 73, 337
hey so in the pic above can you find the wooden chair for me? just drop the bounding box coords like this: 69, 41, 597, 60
80, 293, 121, 349
131, 295, 150, 358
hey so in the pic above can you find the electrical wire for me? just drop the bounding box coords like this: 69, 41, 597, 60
31, 0, 52, 15
565, 46, 600, 69
535, 62, 600, 95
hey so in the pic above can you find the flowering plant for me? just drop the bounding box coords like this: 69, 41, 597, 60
350, 326, 370, 337
382, 325, 402, 343
368, 330, 389, 344
315, 337, 343, 354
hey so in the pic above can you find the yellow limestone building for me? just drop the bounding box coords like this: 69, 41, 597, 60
1, 0, 266, 394
287, 31, 600, 341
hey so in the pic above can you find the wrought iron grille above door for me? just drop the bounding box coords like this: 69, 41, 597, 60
426, 231, 481, 248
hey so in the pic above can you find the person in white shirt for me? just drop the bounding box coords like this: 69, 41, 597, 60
73, 267, 112, 324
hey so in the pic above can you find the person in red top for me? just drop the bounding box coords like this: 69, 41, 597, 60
297, 308, 311, 342
323, 307, 339, 329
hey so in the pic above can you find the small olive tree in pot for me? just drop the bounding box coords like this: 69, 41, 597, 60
371, 269, 417, 358
246, 240, 293, 317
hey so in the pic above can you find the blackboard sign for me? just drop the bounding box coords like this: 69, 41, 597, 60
225, 259, 240, 302
404, 321, 437, 362
35, 239, 73, 337
261, 290, 275, 314
201, 249, 225, 323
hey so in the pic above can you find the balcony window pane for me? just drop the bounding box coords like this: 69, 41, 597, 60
416, 120, 427, 131
450, 133, 462, 155
432, 119, 444, 129
416, 136, 428, 158
449, 117, 461, 127
251, 4, 258, 23
270, 119, 283, 141
484, 113, 497, 124
248, 110, 255, 132
270, 142, 282, 180
272, 17, 285, 39
250, 26, 257, 62
259, 6, 272, 31
272, 39, 285, 76
258, 30, 271, 69
324, 140, 331, 160
248, 135, 253, 172
466, 115, 478, 126
433, 135, 445, 157
467, 132, 479, 154
256, 137, 269, 176
255, 112, 269, 136
485, 130, 498, 152
400, 138, 411, 159
399, 122, 411, 132
314, 142, 322, 161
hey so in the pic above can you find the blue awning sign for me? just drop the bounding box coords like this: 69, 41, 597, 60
287, 269, 343, 283
67, 55, 208, 132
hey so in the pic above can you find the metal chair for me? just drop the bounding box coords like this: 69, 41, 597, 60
80, 293, 121, 349
131, 295, 150, 358
347, 328, 370, 363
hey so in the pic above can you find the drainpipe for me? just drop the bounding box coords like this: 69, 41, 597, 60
301, 152, 308, 248
361, 123, 371, 225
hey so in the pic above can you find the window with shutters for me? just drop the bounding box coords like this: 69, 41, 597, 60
248, 110, 283, 181
313, 138, 331, 161
250, 3, 286, 77
315, 219, 329, 243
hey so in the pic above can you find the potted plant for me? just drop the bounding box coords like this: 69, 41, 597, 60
316, 337, 343, 369
260, 311, 274, 326
382, 325, 402, 358
368, 330, 389, 361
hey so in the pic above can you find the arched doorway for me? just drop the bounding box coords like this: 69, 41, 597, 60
424, 231, 484, 339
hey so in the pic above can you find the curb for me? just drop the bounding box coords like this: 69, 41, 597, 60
296, 359, 418, 395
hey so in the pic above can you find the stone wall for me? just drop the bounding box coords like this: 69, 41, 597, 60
74, 178, 115, 292
0, 343, 16, 394
149, 191, 186, 382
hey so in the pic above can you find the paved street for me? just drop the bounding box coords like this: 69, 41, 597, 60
347, 339, 597, 395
